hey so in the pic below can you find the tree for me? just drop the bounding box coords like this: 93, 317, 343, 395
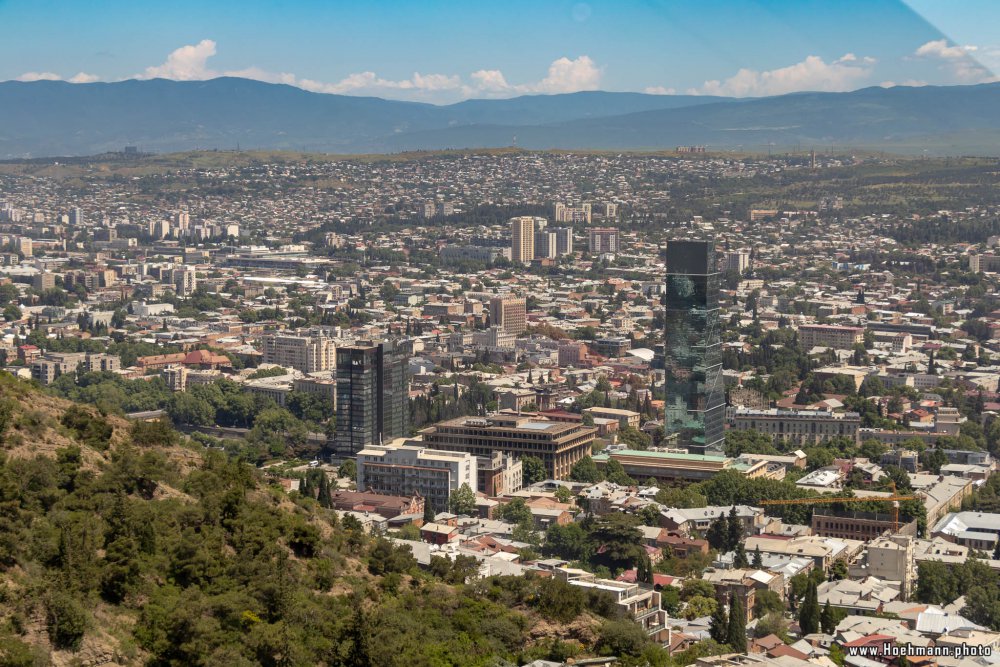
569, 456, 602, 483
521, 455, 547, 485
637, 554, 654, 584
753, 590, 784, 618
544, 522, 591, 561
684, 596, 718, 620
709, 600, 729, 643
589, 514, 645, 571
755, 612, 790, 640
605, 459, 637, 486
706, 513, 730, 551
448, 483, 476, 516
798, 579, 820, 635
339, 459, 357, 481
733, 543, 750, 568
829, 559, 849, 581
752, 546, 763, 568
821, 600, 839, 634
595, 619, 651, 659
554, 485, 574, 504
423, 500, 436, 524
727, 506, 744, 551
727, 594, 747, 653
497, 498, 532, 525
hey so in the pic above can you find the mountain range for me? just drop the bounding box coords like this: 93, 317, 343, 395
1, 77, 999, 158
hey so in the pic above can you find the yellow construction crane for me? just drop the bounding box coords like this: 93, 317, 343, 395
759, 482, 917, 532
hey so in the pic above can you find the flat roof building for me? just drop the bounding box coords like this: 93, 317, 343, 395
357, 442, 477, 515
419, 414, 595, 480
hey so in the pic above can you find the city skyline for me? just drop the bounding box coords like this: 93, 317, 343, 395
1, 0, 997, 103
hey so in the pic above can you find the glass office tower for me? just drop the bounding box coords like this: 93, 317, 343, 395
663, 240, 725, 455
333, 341, 410, 457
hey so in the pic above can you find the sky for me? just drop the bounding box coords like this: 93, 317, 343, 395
1, 0, 997, 104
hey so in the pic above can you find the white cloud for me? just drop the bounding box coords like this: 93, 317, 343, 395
879, 80, 928, 88
130, 41, 604, 101
692, 54, 874, 97
465, 56, 602, 97
141, 39, 218, 80
915, 39, 975, 60
469, 69, 511, 93
16, 72, 61, 82
69, 72, 100, 84
535, 55, 601, 93
644, 85, 676, 95
296, 71, 462, 95
913, 39, 997, 83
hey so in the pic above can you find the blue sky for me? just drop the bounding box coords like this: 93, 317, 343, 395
1, 0, 997, 103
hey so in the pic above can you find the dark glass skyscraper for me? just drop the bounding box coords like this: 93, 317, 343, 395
663, 240, 724, 455
332, 341, 410, 457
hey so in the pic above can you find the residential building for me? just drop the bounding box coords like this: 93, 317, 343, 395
261, 333, 336, 373
552, 227, 573, 255
356, 442, 477, 514
510, 216, 537, 264
732, 409, 861, 445
931, 511, 1000, 551
588, 227, 619, 254
723, 250, 751, 274
476, 452, 523, 496
489, 295, 526, 335
798, 324, 865, 350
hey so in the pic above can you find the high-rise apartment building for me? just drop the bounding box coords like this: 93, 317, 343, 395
552, 227, 573, 256
489, 295, 526, 335
261, 334, 336, 373
663, 240, 724, 455
534, 229, 557, 259
68, 207, 82, 226
333, 341, 410, 457
723, 250, 751, 274
510, 216, 538, 264
588, 227, 620, 254
171, 267, 197, 296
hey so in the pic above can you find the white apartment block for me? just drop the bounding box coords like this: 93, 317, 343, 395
261, 334, 336, 373
357, 442, 478, 514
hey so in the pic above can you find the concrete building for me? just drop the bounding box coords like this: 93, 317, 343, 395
420, 414, 596, 480
510, 216, 537, 264
588, 227, 620, 254
592, 450, 749, 485
798, 324, 865, 350
356, 442, 477, 514
723, 250, 751, 274
534, 229, 557, 259
552, 227, 573, 255
476, 452, 523, 496
261, 333, 336, 373
732, 408, 861, 445
931, 511, 1000, 552
489, 295, 526, 335
553, 567, 665, 637
812, 508, 919, 541
859, 535, 915, 597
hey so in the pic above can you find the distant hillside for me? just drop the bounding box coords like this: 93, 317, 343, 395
1, 77, 1000, 157
371, 83, 1000, 154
